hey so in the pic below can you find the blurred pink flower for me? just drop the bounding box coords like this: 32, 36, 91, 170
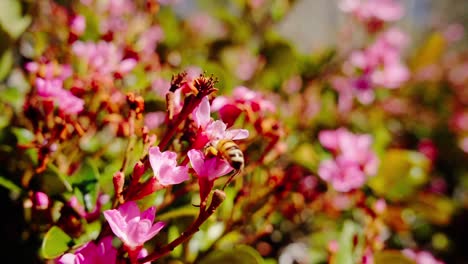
72, 41, 137, 77
443, 23, 464, 44
103, 201, 165, 250
318, 128, 378, 192
69, 195, 110, 222
212, 86, 275, 125
144, 112, 166, 130
137, 26, 164, 55
334, 28, 409, 110
151, 77, 171, 97
318, 157, 367, 192
32, 191, 50, 210
402, 249, 444, 264
148, 146, 189, 186
57, 90, 85, 115
339, 0, 404, 28
35, 78, 84, 115
71, 15, 86, 36
26, 61, 72, 80
56, 236, 117, 264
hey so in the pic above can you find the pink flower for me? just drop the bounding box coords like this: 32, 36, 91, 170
144, 112, 166, 130
211, 86, 275, 125
188, 149, 233, 181
151, 77, 171, 97
339, 0, 404, 29
188, 149, 233, 202
71, 15, 86, 36
103, 201, 165, 250
191, 96, 249, 149
56, 236, 117, 264
35, 78, 84, 115
32, 191, 50, 210
148, 146, 189, 186
56, 90, 85, 115
72, 41, 137, 77
69, 195, 110, 222
402, 249, 444, 264
26, 61, 72, 80
318, 128, 378, 192
36, 78, 63, 97
318, 157, 367, 192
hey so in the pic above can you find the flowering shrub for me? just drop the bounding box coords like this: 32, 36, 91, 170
0, 0, 466, 263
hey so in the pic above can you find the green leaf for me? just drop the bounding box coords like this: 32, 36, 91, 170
0, 49, 13, 81
168, 225, 182, 257
368, 149, 430, 201
71, 159, 100, 212
199, 245, 264, 264
74, 221, 102, 246
0, 175, 21, 195
374, 250, 415, 264
336, 221, 357, 264
41, 226, 73, 259
11, 127, 34, 144
0, 0, 31, 39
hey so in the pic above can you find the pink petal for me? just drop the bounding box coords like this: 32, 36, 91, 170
193, 96, 211, 128
188, 149, 205, 176
140, 206, 156, 222
103, 210, 128, 240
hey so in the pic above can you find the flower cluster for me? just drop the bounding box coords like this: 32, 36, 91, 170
318, 128, 379, 192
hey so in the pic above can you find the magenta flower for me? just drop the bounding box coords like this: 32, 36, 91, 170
103, 201, 165, 250
188, 149, 233, 201
148, 146, 189, 186
188, 149, 233, 181
211, 86, 275, 126
191, 96, 249, 149
56, 236, 117, 264
32, 191, 50, 210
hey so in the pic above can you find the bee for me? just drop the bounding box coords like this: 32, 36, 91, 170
204, 139, 244, 189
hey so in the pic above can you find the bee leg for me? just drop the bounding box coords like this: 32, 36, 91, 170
222, 170, 240, 190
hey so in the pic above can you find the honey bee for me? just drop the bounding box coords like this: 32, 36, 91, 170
204, 139, 244, 189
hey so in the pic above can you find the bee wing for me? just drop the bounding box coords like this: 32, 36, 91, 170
225, 129, 249, 140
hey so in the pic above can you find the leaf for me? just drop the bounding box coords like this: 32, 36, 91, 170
374, 250, 415, 264
0, 49, 13, 81
368, 149, 430, 201
410, 193, 455, 225
199, 245, 264, 264
335, 221, 357, 264
169, 225, 183, 257
292, 143, 319, 171
11, 127, 34, 144
0, 175, 22, 195
0, 0, 31, 39
71, 159, 100, 212
41, 226, 73, 259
